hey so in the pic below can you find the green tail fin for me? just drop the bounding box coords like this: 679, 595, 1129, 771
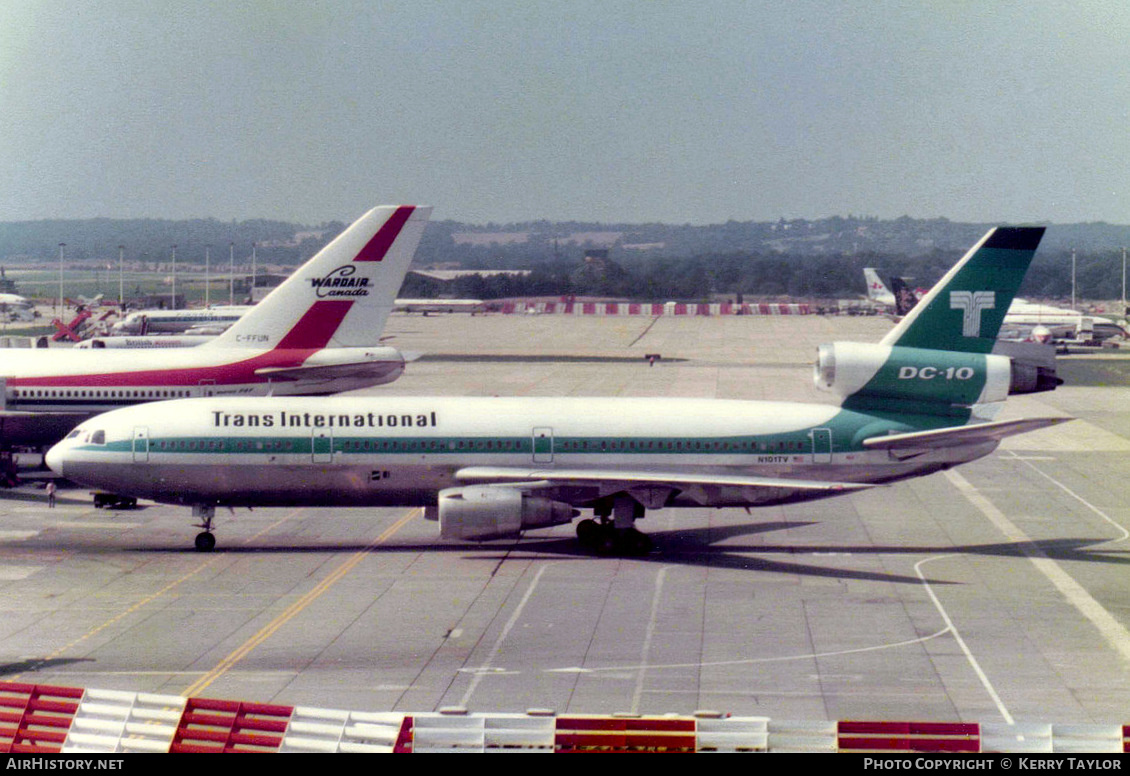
881, 227, 1046, 354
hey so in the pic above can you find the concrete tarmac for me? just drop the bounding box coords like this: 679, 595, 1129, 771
2, 312, 1130, 725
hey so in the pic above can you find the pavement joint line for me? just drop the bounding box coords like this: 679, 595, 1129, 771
181, 507, 420, 698
10, 507, 311, 682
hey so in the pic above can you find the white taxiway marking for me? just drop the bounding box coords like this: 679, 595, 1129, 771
458, 563, 551, 707
914, 553, 1013, 724
0, 566, 42, 580
945, 466, 1130, 664
631, 565, 672, 714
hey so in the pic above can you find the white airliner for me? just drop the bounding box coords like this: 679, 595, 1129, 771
49, 226, 1069, 553
394, 298, 485, 314
97, 295, 486, 346
0, 205, 430, 448
85, 296, 484, 349
0, 293, 36, 322
1001, 299, 1126, 345
109, 306, 253, 336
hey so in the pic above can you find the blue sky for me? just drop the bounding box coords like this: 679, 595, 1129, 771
2, 1, 1128, 225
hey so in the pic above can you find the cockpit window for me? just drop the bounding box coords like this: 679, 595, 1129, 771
65, 429, 82, 440
90, 430, 106, 445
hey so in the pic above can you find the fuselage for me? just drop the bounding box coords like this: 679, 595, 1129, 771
2, 345, 406, 414
110, 307, 251, 335
48, 395, 993, 510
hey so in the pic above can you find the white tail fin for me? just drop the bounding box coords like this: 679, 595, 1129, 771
863, 268, 893, 303
206, 205, 431, 351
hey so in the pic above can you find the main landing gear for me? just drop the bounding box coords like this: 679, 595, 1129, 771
193, 505, 216, 552
575, 494, 655, 556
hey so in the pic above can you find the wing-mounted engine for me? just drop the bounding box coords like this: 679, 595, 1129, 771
815, 342, 1012, 414
433, 486, 576, 541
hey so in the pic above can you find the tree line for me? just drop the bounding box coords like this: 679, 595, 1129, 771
400, 247, 1126, 303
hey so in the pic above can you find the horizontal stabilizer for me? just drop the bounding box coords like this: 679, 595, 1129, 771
862, 416, 1072, 452
455, 466, 875, 493
254, 358, 405, 383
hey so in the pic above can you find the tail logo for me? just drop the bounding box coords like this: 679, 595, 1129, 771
950, 290, 995, 337
308, 265, 371, 299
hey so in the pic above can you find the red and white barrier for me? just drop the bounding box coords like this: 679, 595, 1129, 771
2, 681, 1125, 753
496, 302, 813, 316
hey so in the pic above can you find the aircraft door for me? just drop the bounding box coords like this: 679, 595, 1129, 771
198, 379, 216, 397
312, 429, 333, 463
811, 428, 832, 464
532, 427, 554, 463
132, 427, 150, 462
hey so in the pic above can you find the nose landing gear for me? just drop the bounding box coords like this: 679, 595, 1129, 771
193, 504, 216, 552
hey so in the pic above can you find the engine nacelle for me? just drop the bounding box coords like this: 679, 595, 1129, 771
992, 340, 1061, 394
435, 486, 576, 541
815, 342, 1012, 407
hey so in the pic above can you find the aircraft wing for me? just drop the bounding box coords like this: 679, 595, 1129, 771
862, 417, 1072, 453
454, 466, 874, 493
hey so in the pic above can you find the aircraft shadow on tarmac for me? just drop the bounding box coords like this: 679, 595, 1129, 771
0, 657, 94, 678
131, 520, 1130, 588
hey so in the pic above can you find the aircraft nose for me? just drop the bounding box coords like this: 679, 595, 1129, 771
45, 443, 65, 477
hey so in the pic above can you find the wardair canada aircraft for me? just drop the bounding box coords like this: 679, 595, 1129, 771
0, 205, 430, 448
48, 226, 1068, 553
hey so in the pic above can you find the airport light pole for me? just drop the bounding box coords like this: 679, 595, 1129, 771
57, 243, 65, 317
251, 242, 257, 303
1071, 248, 1076, 311
118, 245, 124, 308
171, 245, 177, 310
205, 245, 211, 308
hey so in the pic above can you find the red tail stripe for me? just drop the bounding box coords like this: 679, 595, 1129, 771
275, 300, 353, 350
354, 205, 415, 262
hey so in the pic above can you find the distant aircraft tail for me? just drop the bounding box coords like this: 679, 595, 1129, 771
207, 205, 431, 351
888, 276, 919, 316
816, 227, 1048, 419
863, 268, 893, 303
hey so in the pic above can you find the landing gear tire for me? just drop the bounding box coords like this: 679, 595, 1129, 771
622, 528, 654, 556
194, 532, 216, 552
576, 520, 653, 556
576, 519, 600, 546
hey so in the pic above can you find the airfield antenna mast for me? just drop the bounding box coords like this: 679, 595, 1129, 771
118, 245, 124, 308
229, 242, 234, 306
205, 246, 211, 308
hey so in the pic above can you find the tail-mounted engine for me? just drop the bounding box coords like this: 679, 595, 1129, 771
432, 486, 576, 541
815, 342, 1012, 411
990, 340, 1062, 394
